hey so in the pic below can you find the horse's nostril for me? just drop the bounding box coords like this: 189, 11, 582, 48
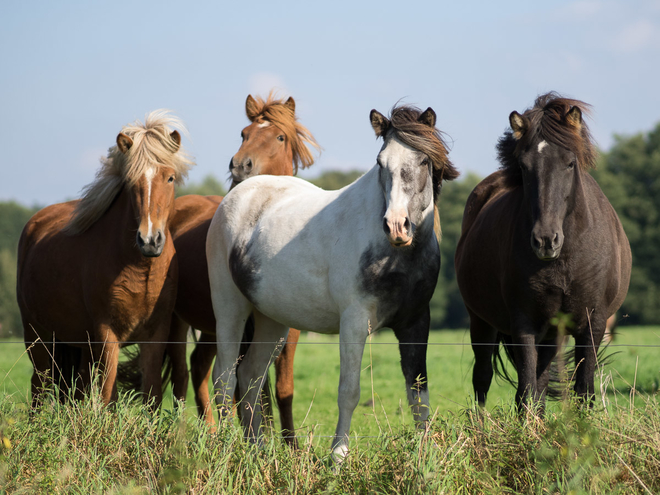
383, 218, 390, 235
136, 232, 145, 247
245, 159, 252, 170
229, 158, 235, 171
403, 217, 410, 231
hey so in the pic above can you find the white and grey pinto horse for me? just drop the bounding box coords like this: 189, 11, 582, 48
206, 105, 459, 457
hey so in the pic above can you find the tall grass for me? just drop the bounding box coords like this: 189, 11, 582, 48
0, 327, 659, 493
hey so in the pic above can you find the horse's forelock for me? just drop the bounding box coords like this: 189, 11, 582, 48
499, 93, 597, 179
387, 105, 458, 202
247, 92, 321, 174
64, 110, 194, 235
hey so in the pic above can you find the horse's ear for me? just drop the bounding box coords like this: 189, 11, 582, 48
566, 106, 582, 131
170, 130, 181, 151
117, 133, 133, 154
418, 107, 437, 128
370, 110, 390, 138
284, 96, 296, 114
245, 95, 259, 122
509, 111, 528, 140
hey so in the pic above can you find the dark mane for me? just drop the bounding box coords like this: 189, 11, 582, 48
497, 92, 597, 184
387, 105, 459, 202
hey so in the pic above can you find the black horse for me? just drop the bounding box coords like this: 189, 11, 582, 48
455, 92, 632, 410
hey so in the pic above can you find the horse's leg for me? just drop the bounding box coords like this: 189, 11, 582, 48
331, 307, 370, 459
24, 325, 53, 408
236, 310, 289, 442
97, 328, 121, 404
138, 337, 167, 410
74, 347, 94, 400
275, 327, 300, 447
167, 313, 190, 406
393, 307, 431, 424
468, 309, 498, 407
535, 337, 558, 411
190, 331, 217, 426
573, 314, 606, 405
511, 328, 538, 413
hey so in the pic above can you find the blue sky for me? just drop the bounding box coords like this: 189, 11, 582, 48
2, 0, 659, 205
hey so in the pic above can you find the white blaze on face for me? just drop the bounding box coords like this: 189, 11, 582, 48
145, 166, 157, 237
538, 140, 548, 154
380, 137, 416, 243
258, 121, 270, 128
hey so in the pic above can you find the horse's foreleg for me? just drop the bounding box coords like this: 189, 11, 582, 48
167, 313, 190, 406
535, 338, 558, 409
511, 329, 538, 413
237, 311, 288, 443
332, 309, 369, 460
393, 308, 431, 424
275, 328, 300, 447
191, 331, 217, 426
573, 315, 606, 405
468, 310, 498, 407
139, 338, 167, 411
97, 329, 120, 405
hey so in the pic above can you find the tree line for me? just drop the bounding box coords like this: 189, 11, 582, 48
1, 123, 659, 336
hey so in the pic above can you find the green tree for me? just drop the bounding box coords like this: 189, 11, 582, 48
592, 123, 660, 324
176, 174, 228, 198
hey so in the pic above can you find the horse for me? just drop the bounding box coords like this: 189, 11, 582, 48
454, 93, 632, 411
206, 104, 459, 457
166, 93, 319, 444
17, 110, 194, 408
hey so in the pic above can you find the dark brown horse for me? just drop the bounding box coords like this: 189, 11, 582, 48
170, 93, 319, 443
455, 93, 631, 411
17, 111, 194, 408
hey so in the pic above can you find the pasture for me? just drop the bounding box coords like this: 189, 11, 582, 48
1, 326, 659, 493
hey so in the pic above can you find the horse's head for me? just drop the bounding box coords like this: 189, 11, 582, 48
500, 93, 596, 261
117, 131, 181, 257
63, 111, 194, 254
229, 93, 320, 188
370, 105, 458, 248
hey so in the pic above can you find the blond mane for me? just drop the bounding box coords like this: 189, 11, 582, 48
64, 110, 194, 235
247, 92, 321, 174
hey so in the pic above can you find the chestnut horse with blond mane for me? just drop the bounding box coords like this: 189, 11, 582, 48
17, 111, 193, 408
168, 93, 319, 443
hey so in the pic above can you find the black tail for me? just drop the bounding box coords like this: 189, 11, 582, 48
53, 340, 82, 401
116, 345, 173, 399
492, 332, 518, 388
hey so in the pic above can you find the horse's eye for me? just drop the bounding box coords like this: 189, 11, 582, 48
168, 175, 175, 183
240, 132, 245, 140
421, 158, 430, 167
567, 161, 576, 170
277, 135, 285, 142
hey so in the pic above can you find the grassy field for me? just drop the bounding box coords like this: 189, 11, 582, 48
1, 326, 659, 493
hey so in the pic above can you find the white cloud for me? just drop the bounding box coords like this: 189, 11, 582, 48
613, 19, 657, 52
247, 72, 288, 98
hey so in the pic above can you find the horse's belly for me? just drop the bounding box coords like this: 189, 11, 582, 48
253, 278, 341, 333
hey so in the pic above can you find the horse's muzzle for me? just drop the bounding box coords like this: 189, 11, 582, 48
137, 230, 165, 258
531, 230, 563, 261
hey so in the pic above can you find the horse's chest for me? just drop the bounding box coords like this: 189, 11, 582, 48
107, 266, 174, 336
358, 242, 440, 327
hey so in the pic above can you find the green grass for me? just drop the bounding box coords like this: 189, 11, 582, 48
1, 327, 659, 493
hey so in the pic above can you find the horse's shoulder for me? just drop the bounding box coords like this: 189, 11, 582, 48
461, 171, 512, 234
172, 195, 222, 237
